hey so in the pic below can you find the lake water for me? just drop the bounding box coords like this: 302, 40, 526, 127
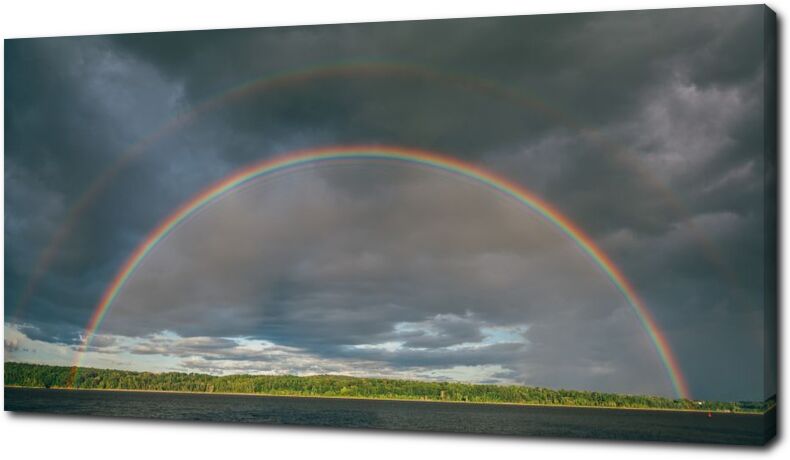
4, 387, 775, 445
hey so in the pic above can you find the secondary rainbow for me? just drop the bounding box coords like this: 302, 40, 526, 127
18, 60, 734, 331
76, 145, 691, 399
11, 60, 557, 321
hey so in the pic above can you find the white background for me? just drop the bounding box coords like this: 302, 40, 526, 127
0, 0, 785, 458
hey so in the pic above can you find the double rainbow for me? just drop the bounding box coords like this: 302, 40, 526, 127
77, 145, 691, 399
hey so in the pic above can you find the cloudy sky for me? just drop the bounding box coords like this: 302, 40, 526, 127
4, 5, 775, 401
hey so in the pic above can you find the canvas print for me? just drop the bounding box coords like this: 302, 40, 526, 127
4, 5, 777, 444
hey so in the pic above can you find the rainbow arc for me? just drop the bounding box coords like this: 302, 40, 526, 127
74, 145, 691, 399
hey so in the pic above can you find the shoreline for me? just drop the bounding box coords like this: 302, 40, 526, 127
5, 385, 774, 415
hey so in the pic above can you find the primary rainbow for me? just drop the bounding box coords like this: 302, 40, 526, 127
77, 145, 691, 399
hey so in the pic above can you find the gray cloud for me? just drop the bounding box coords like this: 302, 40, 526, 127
4, 339, 20, 353
130, 336, 239, 356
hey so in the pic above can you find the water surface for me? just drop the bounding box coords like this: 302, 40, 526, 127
5, 387, 775, 445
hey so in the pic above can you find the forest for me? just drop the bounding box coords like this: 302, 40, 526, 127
4, 362, 773, 413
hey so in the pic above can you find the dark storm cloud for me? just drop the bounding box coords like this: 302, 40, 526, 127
15, 322, 81, 345
130, 336, 241, 356
393, 314, 485, 349
5, 5, 773, 400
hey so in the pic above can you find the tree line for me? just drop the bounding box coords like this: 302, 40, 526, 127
4, 362, 772, 412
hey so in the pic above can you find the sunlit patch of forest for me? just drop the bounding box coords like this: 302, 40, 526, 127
4, 362, 773, 413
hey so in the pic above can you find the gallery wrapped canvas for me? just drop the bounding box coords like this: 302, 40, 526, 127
4, 4, 777, 444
